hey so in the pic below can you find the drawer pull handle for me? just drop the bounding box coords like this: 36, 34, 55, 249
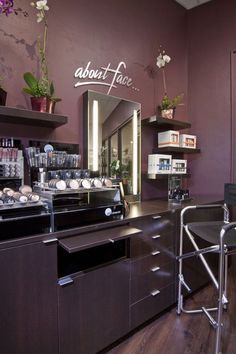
151, 251, 160, 256
152, 235, 161, 239
151, 290, 160, 297
152, 215, 162, 220
151, 266, 160, 272
58, 277, 74, 287
43, 238, 58, 244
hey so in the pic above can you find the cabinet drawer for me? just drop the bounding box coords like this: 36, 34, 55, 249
130, 213, 174, 239
130, 212, 175, 259
131, 261, 175, 303
130, 283, 175, 330
130, 233, 174, 259
131, 248, 175, 277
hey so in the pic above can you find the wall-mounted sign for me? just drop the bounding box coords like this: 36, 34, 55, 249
74, 61, 139, 94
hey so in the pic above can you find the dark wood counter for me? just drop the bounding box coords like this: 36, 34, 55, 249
126, 195, 223, 220
0, 194, 223, 354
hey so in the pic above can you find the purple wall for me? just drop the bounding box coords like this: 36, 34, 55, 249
187, 0, 236, 196
0, 0, 188, 199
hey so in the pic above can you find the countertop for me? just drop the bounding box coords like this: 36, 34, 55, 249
127, 195, 223, 219
0, 194, 223, 249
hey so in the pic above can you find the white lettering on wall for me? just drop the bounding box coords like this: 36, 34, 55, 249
74, 61, 138, 94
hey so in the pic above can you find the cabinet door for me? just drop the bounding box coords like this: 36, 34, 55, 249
58, 260, 130, 354
0, 242, 58, 354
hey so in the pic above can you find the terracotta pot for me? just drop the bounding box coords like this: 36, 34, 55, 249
160, 108, 175, 120
0, 88, 7, 106
30, 97, 55, 113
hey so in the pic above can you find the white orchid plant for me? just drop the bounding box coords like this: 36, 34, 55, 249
23, 0, 61, 102
156, 46, 183, 111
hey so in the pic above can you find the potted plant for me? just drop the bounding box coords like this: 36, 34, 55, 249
23, 0, 61, 113
23, 72, 61, 113
156, 46, 183, 119
159, 93, 184, 120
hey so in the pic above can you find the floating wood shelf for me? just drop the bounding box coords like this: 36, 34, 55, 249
145, 173, 191, 180
0, 106, 68, 128
153, 147, 201, 154
142, 116, 191, 130
142, 172, 191, 180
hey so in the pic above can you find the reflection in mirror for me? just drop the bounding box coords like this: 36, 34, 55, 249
83, 90, 141, 202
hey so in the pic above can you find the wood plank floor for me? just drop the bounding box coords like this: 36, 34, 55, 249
102, 263, 236, 354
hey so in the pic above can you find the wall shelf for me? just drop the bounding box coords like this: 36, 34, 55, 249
153, 147, 201, 154
142, 116, 191, 131
0, 106, 68, 128
145, 173, 191, 180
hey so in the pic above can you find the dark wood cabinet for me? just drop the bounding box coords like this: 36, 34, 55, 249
57, 225, 141, 354
129, 212, 176, 329
0, 241, 58, 354
58, 260, 130, 354
0, 198, 221, 354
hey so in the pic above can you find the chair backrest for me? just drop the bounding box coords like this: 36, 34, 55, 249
224, 183, 236, 206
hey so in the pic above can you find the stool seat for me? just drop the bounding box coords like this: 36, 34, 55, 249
177, 185, 236, 354
188, 221, 236, 247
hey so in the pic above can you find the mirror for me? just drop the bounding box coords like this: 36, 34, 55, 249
83, 90, 141, 202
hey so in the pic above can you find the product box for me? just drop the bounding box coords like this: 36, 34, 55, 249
148, 154, 172, 174
179, 134, 197, 149
172, 159, 187, 174
158, 130, 180, 148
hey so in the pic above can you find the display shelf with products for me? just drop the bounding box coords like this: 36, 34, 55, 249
144, 116, 200, 189
141, 116, 191, 131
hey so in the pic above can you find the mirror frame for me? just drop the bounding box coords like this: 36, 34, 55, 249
83, 90, 141, 202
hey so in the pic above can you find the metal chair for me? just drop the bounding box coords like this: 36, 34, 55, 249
177, 183, 236, 354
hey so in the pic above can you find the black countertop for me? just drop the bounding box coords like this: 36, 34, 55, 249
0, 195, 223, 249
127, 195, 223, 219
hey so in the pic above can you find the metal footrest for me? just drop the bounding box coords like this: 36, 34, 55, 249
179, 274, 191, 293
202, 307, 218, 329
176, 245, 219, 261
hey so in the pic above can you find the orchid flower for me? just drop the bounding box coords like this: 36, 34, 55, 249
36, 0, 49, 11
156, 47, 171, 95
30, 0, 50, 95
156, 51, 171, 68
0, 0, 28, 16
0, 0, 13, 16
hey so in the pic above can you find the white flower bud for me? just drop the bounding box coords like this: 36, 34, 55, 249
36, 12, 44, 22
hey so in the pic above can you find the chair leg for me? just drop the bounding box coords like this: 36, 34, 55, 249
215, 232, 225, 354
223, 254, 228, 310
177, 217, 184, 315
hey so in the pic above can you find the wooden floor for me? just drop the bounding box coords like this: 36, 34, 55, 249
104, 263, 236, 354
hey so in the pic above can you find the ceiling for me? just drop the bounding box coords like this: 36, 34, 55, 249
174, 0, 212, 10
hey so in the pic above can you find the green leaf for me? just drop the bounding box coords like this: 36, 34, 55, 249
23, 72, 38, 90
22, 87, 35, 96
49, 81, 55, 96
50, 97, 62, 102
